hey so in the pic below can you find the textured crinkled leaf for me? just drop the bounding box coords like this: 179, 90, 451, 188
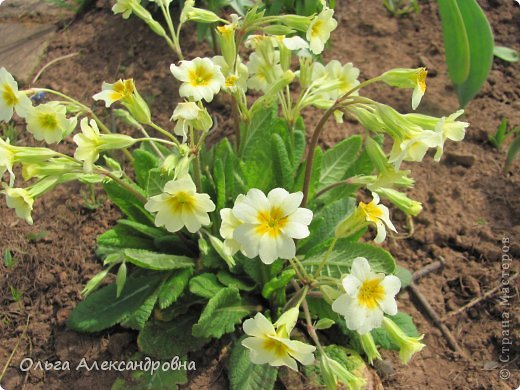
216, 271, 256, 291
124, 249, 195, 270
137, 313, 208, 359
158, 268, 193, 309
96, 225, 155, 255
68, 274, 162, 332
189, 273, 225, 299
272, 133, 294, 189
103, 180, 151, 224
192, 287, 252, 338
395, 265, 413, 288
133, 149, 160, 188
146, 168, 173, 197
121, 288, 159, 330
261, 269, 296, 299
116, 219, 168, 239
227, 338, 278, 390
302, 240, 396, 278
319, 135, 362, 188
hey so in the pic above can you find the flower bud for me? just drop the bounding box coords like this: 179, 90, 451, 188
359, 333, 382, 364
365, 136, 390, 173
123, 89, 151, 125
181, 0, 222, 24
217, 24, 237, 68
375, 187, 422, 216
382, 317, 425, 364
279, 15, 312, 32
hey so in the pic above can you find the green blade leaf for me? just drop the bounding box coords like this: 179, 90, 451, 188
505, 136, 520, 171
103, 180, 151, 224
116, 262, 127, 298
455, 0, 494, 107
124, 249, 195, 271
192, 287, 252, 338
227, 339, 278, 390
437, 0, 470, 85
68, 274, 163, 332
493, 46, 520, 63
302, 240, 396, 278
96, 225, 155, 255
121, 288, 160, 330
271, 133, 294, 189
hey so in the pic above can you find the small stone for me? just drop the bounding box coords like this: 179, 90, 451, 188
444, 152, 476, 168
374, 359, 394, 377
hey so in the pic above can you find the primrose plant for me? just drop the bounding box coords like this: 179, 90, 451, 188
0, 0, 469, 388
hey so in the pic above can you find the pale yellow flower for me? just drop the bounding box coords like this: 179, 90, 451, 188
306, 7, 337, 54
242, 309, 316, 371
0, 67, 32, 121
26, 102, 77, 144
145, 176, 215, 233
332, 257, 401, 334
170, 57, 225, 102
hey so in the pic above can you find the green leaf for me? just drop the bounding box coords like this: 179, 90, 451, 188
138, 312, 208, 359
3, 249, 14, 268
315, 318, 335, 330
117, 219, 168, 239
111, 353, 187, 390
217, 271, 256, 291
505, 136, 520, 171
121, 288, 159, 330
227, 339, 278, 390
371, 313, 419, 350
489, 117, 508, 148
133, 149, 160, 188
116, 262, 127, 298
189, 273, 225, 299
124, 249, 195, 271
81, 268, 111, 296
493, 46, 520, 63
103, 180, 151, 224
271, 133, 294, 189
455, 0, 494, 106
158, 268, 193, 309
192, 287, 252, 338
319, 135, 362, 188
291, 117, 306, 168
68, 274, 163, 332
146, 168, 172, 197
395, 265, 413, 288
96, 225, 155, 255
298, 197, 356, 253
261, 269, 296, 299
437, 0, 470, 85
214, 158, 226, 210
302, 240, 396, 278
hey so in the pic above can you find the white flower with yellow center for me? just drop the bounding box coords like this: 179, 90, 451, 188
145, 176, 215, 233
170, 57, 225, 103
219, 194, 246, 256
242, 309, 316, 371
0, 67, 32, 121
2, 185, 34, 225
332, 257, 401, 334
306, 7, 337, 55
246, 52, 283, 93
358, 193, 397, 244
231, 188, 312, 264
112, 0, 138, 19
212, 56, 248, 94
389, 129, 442, 167
73, 118, 136, 172
93, 79, 135, 107
0, 137, 15, 183
26, 102, 77, 144
170, 101, 212, 143
311, 60, 360, 100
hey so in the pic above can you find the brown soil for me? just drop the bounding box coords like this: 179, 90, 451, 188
1, 0, 519, 389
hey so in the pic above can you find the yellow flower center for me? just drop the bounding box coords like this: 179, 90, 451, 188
38, 113, 58, 130
417, 69, 427, 92
168, 191, 196, 213
359, 201, 383, 224
256, 206, 288, 237
189, 65, 214, 87
111, 79, 134, 101
225, 75, 237, 88
2, 84, 18, 107
311, 19, 323, 38
262, 336, 289, 358
357, 278, 385, 309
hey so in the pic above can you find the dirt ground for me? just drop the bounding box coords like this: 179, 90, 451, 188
0, 0, 519, 389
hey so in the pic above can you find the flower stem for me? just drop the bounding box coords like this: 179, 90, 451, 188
148, 121, 180, 145
314, 237, 338, 278
97, 168, 148, 204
